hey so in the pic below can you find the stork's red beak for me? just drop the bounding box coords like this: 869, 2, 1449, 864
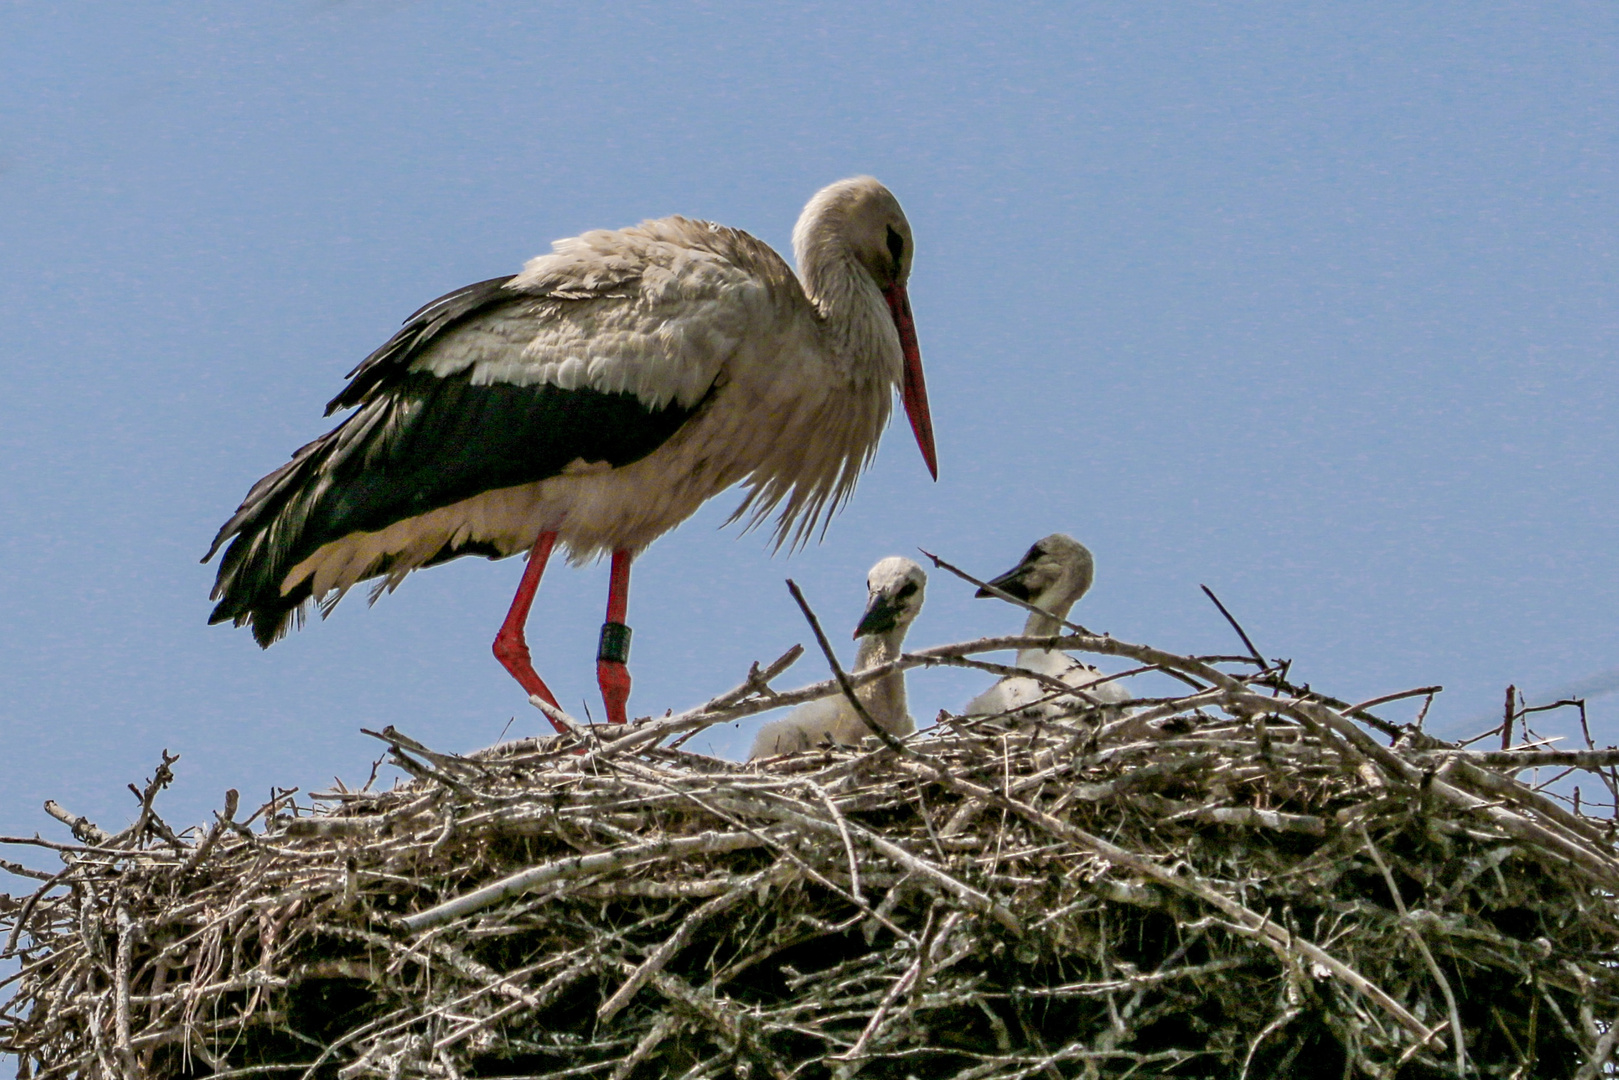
884, 283, 937, 480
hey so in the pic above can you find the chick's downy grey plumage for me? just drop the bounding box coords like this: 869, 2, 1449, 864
963, 534, 1131, 721
750, 556, 926, 758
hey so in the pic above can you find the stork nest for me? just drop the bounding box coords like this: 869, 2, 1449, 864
6, 626, 1619, 1080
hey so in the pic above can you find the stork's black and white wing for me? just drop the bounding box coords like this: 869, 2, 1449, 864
205, 220, 780, 645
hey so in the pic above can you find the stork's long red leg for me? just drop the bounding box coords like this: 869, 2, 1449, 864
492, 531, 567, 733
597, 550, 633, 725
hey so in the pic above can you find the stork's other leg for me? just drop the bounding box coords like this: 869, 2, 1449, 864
492, 531, 566, 732
597, 549, 634, 725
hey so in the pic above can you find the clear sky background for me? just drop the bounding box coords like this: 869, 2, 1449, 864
2, 3, 1616, 864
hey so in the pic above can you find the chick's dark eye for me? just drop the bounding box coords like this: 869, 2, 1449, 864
886, 225, 905, 269
895, 581, 919, 600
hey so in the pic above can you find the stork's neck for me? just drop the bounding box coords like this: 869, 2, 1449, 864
854, 628, 905, 671
852, 628, 909, 733
1019, 598, 1073, 653
795, 251, 900, 384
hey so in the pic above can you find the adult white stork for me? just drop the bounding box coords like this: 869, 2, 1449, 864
204, 177, 936, 730
750, 556, 926, 758
962, 535, 1132, 722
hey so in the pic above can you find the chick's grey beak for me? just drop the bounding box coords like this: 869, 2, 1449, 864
976, 563, 1037, 602
855, 594, 904, 638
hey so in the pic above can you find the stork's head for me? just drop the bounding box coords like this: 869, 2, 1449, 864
854, 556, 928, 639
793, 176, 914, 289
976, 534, 1095, 613
794, 177, 936, 480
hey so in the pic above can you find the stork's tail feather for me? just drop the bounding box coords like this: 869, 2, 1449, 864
203, 396, 518, 646
205, 519, 320, 648
203, 423, 349, 647
205, 569, 312, 648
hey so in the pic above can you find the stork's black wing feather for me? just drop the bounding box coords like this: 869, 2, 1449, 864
326, 275, 519, 414
316, 372, 702, 540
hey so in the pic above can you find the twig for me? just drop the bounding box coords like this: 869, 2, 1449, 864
42, 802, 110, 846
803, 778, 864, 905
1199, 585, 1267, 671
0, 859, 56, 882
1420, 749, 1619, 769
1346, 686, 1445, 716
400, 830, 767, 932
1503, 685, 1518, 752
114, 904, 138, 1079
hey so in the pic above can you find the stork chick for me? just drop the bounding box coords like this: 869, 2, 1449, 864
963, 534, 1131, 722
750, 556, 926, 758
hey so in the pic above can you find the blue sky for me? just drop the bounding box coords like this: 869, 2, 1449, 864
2, 2, 1616, 857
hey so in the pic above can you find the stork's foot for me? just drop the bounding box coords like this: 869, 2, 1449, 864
597, 659, 632, 726
493, 630, 563, 727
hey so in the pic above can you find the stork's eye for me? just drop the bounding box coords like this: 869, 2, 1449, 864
895, 580, 919, 600
886, 225, 905, 270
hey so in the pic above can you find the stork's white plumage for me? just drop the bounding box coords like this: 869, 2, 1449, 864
963, 535, 1132, 722
204, 178, 936, 729
750, 556, 926, 758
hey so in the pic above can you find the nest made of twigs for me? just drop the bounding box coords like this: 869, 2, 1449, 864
6, 626, 1619, 1080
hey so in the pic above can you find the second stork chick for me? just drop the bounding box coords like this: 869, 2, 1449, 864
963, 534, 1131, 722
750, 556, 926, 758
